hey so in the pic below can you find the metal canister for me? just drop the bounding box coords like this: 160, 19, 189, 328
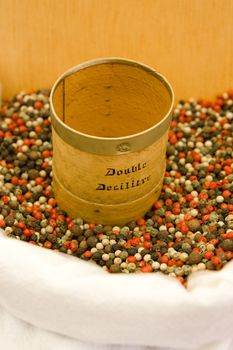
50, 58, 174, 225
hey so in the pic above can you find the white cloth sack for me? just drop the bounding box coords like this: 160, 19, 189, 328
0, 231, 233, 350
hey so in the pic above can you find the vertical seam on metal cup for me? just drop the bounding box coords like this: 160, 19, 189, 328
62, 79, 65, 123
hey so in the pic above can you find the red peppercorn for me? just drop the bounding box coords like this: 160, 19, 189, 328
136, 218, 146, 226
1, 196, 9, 204
173, 207, 181, 214
216, 248, 224, 255
204, 251, 214, 260
83, 250, 92, 258
67, 222, 74, 230
202, 214, 210, 222
208, 165, 215, 172
186, 194, 193, 202
143, 233, 151, 241
211, 256, 222, 267
141, 265, 153, 272
42, 150, 50, 158
35, 177, 43, 185
24, 192, 32, 199
180, 223, 189, 234
184, 213, 192, 221
17, 222, 26, 229
49, 219, 57, 228
176, 276, 185, 285
48, 198, 57, 207
169, 135, 177, 144
131, 237, 140, 246
34, 101, 44, 110
33, 212, 43, 220
44, 241, 52, 249
223, 190, 231, 198
224, 166, 232, 175
17, 195, 25, 202
226, 252, 233, 260
143, 241, 152, 249
226, 231, 233, 239
11, 176, 19, 185
43, 189, 51, 197
175, 172, 181, 179
0, 219, 6, 228
209, 238, 219, 246
206, 204, 214, 212
161, 255, 168, 264
64, 241, 71, 249
19, 126, 27, 133
35, 126, 42, 133
168, 258, 176, 266
165, 198, 173, 207
192, 247, 200, 253
177, 132, 184, 139
70, 240, 78, 252
23, 139, 31, 146
24, 229, 32, 237
25, 206, 32, 213
127, 256, 136, 263
199, 192, 208, 200
19, 179, 27, 185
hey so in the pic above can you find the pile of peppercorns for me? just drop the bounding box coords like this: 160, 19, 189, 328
0, 89, 233, 286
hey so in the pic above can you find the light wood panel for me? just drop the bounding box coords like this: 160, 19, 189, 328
0, 0, 233, 101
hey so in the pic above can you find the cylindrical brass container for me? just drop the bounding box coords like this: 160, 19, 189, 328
50, 58, 174, 225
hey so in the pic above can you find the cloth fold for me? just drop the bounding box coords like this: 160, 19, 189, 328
0, 231, 233, 350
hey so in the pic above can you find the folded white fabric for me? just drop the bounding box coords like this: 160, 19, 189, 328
0, 231, 233, 350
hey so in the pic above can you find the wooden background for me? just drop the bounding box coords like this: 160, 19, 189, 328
0, 0, 233, 101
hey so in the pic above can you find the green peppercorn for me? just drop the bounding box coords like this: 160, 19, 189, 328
109, 264, 121, 273
86, 236, 98, 248
220, 239, 233, 251
188, 251, 202, 264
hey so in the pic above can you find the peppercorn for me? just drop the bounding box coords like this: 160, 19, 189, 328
59, 246, 67, 253
109, 264, 121, 273
93, 224, 103, 234
126, 221, 137, 230
5, 216, 15, 226
104, 245, 112, 253
128, 248, 137, 256
84, 229, 94, 238
188, 251, 202, 264
9, 200, 18, 209
92, 252, 102, 261
220, 239, 233, 251
86, 236, 98, 248
28, 169, 40, 179
12, 227, 23, 236
112, 243, 121, 251
28, 151, 40, 160
158, 230, 169, 239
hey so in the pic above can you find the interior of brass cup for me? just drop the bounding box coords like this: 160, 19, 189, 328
52, 60, 172, 138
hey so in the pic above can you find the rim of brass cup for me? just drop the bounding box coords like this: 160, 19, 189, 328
50, 57, 174, 155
